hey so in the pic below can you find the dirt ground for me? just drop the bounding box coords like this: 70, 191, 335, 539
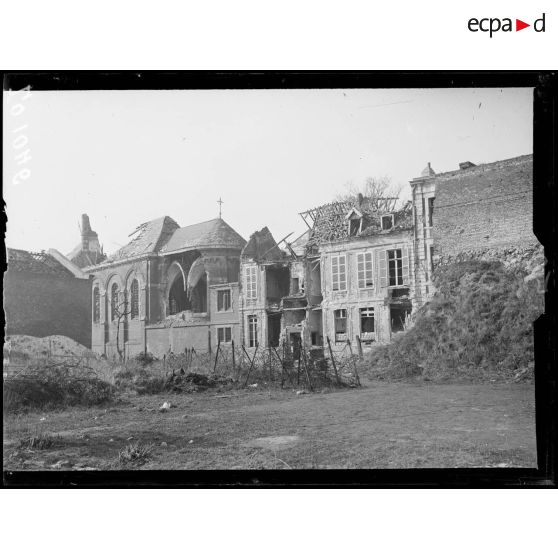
3, 381, 537, 470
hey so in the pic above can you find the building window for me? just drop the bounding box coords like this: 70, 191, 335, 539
110, 283, 119, 321
387, 249, 403, 286
93, 287, 100, 323
245, 266, 257, 299
349, 217, 362, 236
360, 307, 375, 341
381, 214, 394, 230
429, 246, 435, 273
130, 279, 139, 319
217, 326, 232, 344
428, 197, 435, 227
332, 255, 347, 291
357, 252, 373, 289
217, 289, 231, 311
334, 309, 347, 342
248, 315, 258, 347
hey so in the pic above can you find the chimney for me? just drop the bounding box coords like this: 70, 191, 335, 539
357, 193, 364, 207
81, 214, 91, 250
459, 161, 476, 170
421, 162, 436, 177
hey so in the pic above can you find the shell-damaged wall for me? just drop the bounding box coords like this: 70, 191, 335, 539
432, 155, 537, 258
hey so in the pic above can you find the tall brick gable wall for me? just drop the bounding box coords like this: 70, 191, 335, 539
432, 155, 537, 257
4, 271, 92, 348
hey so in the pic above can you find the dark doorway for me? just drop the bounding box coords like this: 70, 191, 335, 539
390, 304, 411, 333
289, 332, 301, 360
268, 314, 281, 347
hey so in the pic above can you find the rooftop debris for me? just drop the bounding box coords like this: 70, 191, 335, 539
299, 195, 413, 246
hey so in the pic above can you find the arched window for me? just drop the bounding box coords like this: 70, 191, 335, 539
111, 283, 119, 321
130, 279, 139, 319
93, 286, 100, 323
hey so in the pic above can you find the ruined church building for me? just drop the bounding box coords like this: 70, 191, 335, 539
75, 154, 536, 358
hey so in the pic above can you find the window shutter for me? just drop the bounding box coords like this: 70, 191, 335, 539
378, 250, 387, 288
402, 246, 410, 285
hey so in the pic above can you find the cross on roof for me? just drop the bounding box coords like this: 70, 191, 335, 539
217, 197, 224, 218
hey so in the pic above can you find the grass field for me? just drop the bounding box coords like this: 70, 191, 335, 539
3, 381, 536, 470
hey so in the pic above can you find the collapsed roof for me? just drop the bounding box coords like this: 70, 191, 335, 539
102, 216, 246, 264
241, 227, 286, 261
7, 248, 75, 277
300, 195, 413, 246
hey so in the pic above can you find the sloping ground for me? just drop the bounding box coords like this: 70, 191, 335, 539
366, 259, 544, 382
4, 335, 97, 363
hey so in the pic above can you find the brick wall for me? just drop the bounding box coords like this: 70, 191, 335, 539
4, 271, 92, 348
432, 155, 537, 256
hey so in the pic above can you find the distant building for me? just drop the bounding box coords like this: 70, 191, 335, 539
4, 248, 92, 347
83, 216, 246, 358
67, 214, 106, 268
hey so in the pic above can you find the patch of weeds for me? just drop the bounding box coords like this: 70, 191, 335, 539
118, 441, 154, 465
18, 431, 59, 450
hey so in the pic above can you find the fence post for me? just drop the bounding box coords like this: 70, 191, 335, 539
208, 330, 212, 355
346, 339, 361, 386
301, 343, 313, 392
231, 340, 236, 374
243, 343, 259, 387
326, 336, 340, 384
296, 340, 301, 386
213, 339, 221, 373
356, 335, 363, 359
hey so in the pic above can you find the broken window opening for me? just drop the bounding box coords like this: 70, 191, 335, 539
168, 273, 189, 315
190, 274, 207, 314
93, 286, 100, 323
360, 307, 375, 343
289, 332, 302, 360
267, 314, 281, 347
429, 246, 435, 273
428, 197, 435, 227
349, 218, 362, 236
357, 252, 374, 289
248, 315, 258, 348
388, 249, 403, 286
245, 265, 258, 299
266, 266, 290, 305
331, 255, 347, 291
110, 283, 119, 321
217, 289, 231, 312
130, 279, 139, 319
334, 308, 347, 343
381, 214, 394, 230
390, 305, 411, 333
217, 326, 232, 344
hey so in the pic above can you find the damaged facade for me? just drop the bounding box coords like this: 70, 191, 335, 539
75, 153, 535, 357
298, 196, 415, 347
411, 154, 537, 298
82, 216, 245, 358
238, 227, 323, 355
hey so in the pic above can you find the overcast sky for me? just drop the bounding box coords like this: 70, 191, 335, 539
4, 87, 533, 255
